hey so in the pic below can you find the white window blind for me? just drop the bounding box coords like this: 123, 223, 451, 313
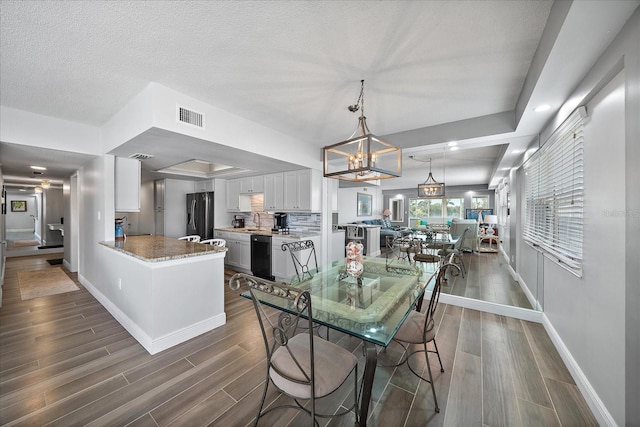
523, 108, 585, 275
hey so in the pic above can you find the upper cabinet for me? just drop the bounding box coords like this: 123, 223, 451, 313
283, 169, 321, 212
194, 180, 215, 193
240, 176, 264, 194
264, 173, 284, 211
226, 178, 250, 211
115, 157, 140, 212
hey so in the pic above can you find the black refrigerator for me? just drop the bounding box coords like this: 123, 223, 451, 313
186, 192, 214, 240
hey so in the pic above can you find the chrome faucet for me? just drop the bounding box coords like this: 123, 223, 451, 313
253, 212, 262, 230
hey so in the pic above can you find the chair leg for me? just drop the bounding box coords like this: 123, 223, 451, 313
432, 338, 444, 373
423, 342, 440, 413
254, 373, 270, 426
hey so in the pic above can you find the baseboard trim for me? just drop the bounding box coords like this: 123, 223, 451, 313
79, 273, 226, 355
542, 314, 616, 427
438, 293, 543, 323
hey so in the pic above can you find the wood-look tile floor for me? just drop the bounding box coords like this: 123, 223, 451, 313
0, 253, 597, 426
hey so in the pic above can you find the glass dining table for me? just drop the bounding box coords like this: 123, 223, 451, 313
237, 256, 439, 427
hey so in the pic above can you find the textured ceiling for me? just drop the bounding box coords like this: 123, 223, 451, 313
0, 1, 551, 145
1, 1, 637, 190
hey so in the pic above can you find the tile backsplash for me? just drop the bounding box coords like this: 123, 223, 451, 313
236, 193, 321, 233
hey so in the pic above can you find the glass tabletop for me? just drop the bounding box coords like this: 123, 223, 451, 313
243, 257, 439, 347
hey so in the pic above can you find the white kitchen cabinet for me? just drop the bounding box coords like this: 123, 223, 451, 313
263, 173, 284, 211
240, 176, 264, 194
220, 231, 251, 271
115, 157, 141, 212
226, 179, 251, 211
272, 235, 322, 282
283, 169, 321, 211
194, 180, 214, 192
226, 179, 240, 210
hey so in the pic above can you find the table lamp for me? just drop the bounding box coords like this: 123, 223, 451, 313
484, 215, 498, 236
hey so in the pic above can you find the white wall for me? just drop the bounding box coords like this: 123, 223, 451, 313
337, 186, 383, 223
515, 33, 634, 424
6, 194, 37, 232
0, 106, 101, 155
163, 179, 196, 238
79, 155, 115, 291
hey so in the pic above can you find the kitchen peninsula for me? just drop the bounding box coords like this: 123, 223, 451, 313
96, 236, 227, 354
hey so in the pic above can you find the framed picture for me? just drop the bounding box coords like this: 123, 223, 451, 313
11, 200, 27, 212
357, 192, 372, 217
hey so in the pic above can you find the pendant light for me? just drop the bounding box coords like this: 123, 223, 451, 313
323, 80, 401, 181
416, 156, 445, 198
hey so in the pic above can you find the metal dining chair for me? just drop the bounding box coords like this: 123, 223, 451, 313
281, 240, 318, 282
390, 262, 455, 413
178, 235, 201, 242
438, 228, 470, 277
200, 238, 226, 247
228, 273, 359, 426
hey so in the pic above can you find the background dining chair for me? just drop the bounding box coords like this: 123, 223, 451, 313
281, 240, 318, 282
228, 273, 359, 426
391, 262, 454, 413
200, 238, 226, 247
178, 235, 201, 242
438, 228, 469, 277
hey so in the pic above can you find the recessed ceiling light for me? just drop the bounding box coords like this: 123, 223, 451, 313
449, 146, 459, 151
19, 189, 26, 192
512, 150, 523, 154
534, 104, 551, 112
30, 165, 47, 170
447, 141, 457, 147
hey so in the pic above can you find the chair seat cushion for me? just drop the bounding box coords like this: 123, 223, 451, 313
270, 334, 358, 399
394, 310, 435, 344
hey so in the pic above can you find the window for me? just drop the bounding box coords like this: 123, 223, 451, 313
472, 196, 489, 209
523, 108, 585, 276
409, 197, 464, 225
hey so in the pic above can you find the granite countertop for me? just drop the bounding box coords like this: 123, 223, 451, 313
215, 227, 318, 239
99, 235, 226, 262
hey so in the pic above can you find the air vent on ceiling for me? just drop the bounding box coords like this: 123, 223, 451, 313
129, 153, 154, 160
177, 105, 205, 129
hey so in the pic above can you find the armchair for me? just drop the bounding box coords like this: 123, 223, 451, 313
449, 218, 479, 252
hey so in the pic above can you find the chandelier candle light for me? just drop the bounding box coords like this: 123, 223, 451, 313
416, 157, 445, 198
323, 80, 402, 181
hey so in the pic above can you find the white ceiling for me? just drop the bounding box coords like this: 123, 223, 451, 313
1, 1, 638, 191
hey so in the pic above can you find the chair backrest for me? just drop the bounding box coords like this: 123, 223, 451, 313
453, 228, 470, 251
423, 263, 455, 340
200, 238, 226, 247
228, 273, 316, 397
282, 240, 318, 282
178, 235, 201, 242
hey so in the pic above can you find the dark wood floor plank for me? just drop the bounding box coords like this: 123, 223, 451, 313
506, 323, 554, 409
367, 383, 413, 427
522, 320, 575, 385
458, 308, 481, 356
50, 359, 193, 427
165, 389, 236, 427
481, 312, 522, 427
0, 254, 597, 427
545, 377, 599, 427
517, 397, 561, 426
11, 375, 130, 427
443, 348, 482, 426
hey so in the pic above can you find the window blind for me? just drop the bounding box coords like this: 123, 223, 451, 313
523, 108, 585, 275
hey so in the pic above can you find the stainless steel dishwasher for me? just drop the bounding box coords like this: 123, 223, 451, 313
251, 234, 273, 280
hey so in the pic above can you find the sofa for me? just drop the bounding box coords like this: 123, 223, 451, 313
361, 219, 410, 246
449, 218, 479, 252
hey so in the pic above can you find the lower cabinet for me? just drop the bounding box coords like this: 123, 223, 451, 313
272, 235, 322, 282
215, 231, 251, 271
